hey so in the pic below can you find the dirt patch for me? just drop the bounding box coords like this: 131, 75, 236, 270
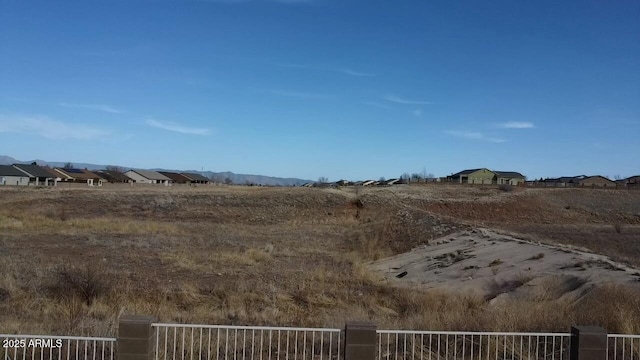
369, 228, 640, 301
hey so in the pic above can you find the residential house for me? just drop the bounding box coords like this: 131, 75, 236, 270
0, 165, 30, 186
12, 164, 57, 186
578, 176, 616, 187
43, 167, 64, 183
362, 180, 375, 186
51, 168, 74, 182
543, 176, 586, 187
54, 168, 105, 186
447, 168, 496, 184
494, 171, 526, 185
334, 179, 349, 186
385, 178, 400, 185
159, 171, 192, 184
96, 170, 133, 184
125, 170, 172, 185
181, 172, 210, 184
624, 176, 640, 188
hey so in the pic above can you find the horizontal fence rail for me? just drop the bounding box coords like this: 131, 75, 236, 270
152, 324, 341, 360
608, 335, 640, 360
376, 331, 570, 360
0, 334, 116, 360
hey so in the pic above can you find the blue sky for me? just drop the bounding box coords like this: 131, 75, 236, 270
1, 0, 639, 181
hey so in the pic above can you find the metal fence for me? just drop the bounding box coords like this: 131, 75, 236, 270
376, 331, 570, 360
4, 326, 640, 360
608, 335, 640, 360
0, 334, 116, 360
151, 324, 342, 360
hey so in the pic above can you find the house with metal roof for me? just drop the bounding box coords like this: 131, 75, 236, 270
124, 170, 172, 185
12, 164, 57, 186
0, 165, 30, 186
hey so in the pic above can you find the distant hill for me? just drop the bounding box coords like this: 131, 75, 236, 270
0, 155, 312, 186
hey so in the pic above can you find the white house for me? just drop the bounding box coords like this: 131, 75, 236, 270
0, 165, 30, 186
125, 170, 172, 185
12, 164, 57, 186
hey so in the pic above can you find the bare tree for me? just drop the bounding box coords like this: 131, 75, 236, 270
64, 162, 74, 169
105, 165, 126, 173
224, 177, 233, 185
318, 176, 328, 183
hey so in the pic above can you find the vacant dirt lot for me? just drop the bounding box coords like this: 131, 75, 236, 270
1, 185, 639, 336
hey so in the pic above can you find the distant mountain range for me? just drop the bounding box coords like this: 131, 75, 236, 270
0, 155, 312, 186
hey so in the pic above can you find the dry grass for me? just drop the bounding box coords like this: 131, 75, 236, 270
0, 185, 639, 335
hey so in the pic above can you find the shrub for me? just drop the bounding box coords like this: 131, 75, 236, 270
498, 184, 513, 192
47, 264, 110, 306
528, 253, 545, 260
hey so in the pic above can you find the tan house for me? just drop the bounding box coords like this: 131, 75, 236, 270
495, 171, 526, 185
448, 168, 496, 184
448, 168, 526, 185
54, 168, 105, 186
578, 176, 616, 187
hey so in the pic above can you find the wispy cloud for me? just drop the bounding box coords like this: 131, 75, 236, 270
59, 102, 124, 114
412, 109, 423, 117
444, 130, 506, 143
384, 95, 432, 105
274, 63, 376, 77
337, 68, 376, 77
0, 114, 111, 140
261, 89, 331, 99
497, 121, 535, 129
146, 118, 210, 135
361, 101, 392, 110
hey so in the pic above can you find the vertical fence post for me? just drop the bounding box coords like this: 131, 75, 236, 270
344, 322, 377, 360
571, 326, 607, 360
118, 315, 157, 360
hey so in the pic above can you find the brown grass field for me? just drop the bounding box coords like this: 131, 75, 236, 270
1, 184, 639, 336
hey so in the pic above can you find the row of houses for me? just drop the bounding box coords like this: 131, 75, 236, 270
301, 178, 403, 188
300, 169, 639, 189
0, 164, 212, 187
528, 175, 640, 188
